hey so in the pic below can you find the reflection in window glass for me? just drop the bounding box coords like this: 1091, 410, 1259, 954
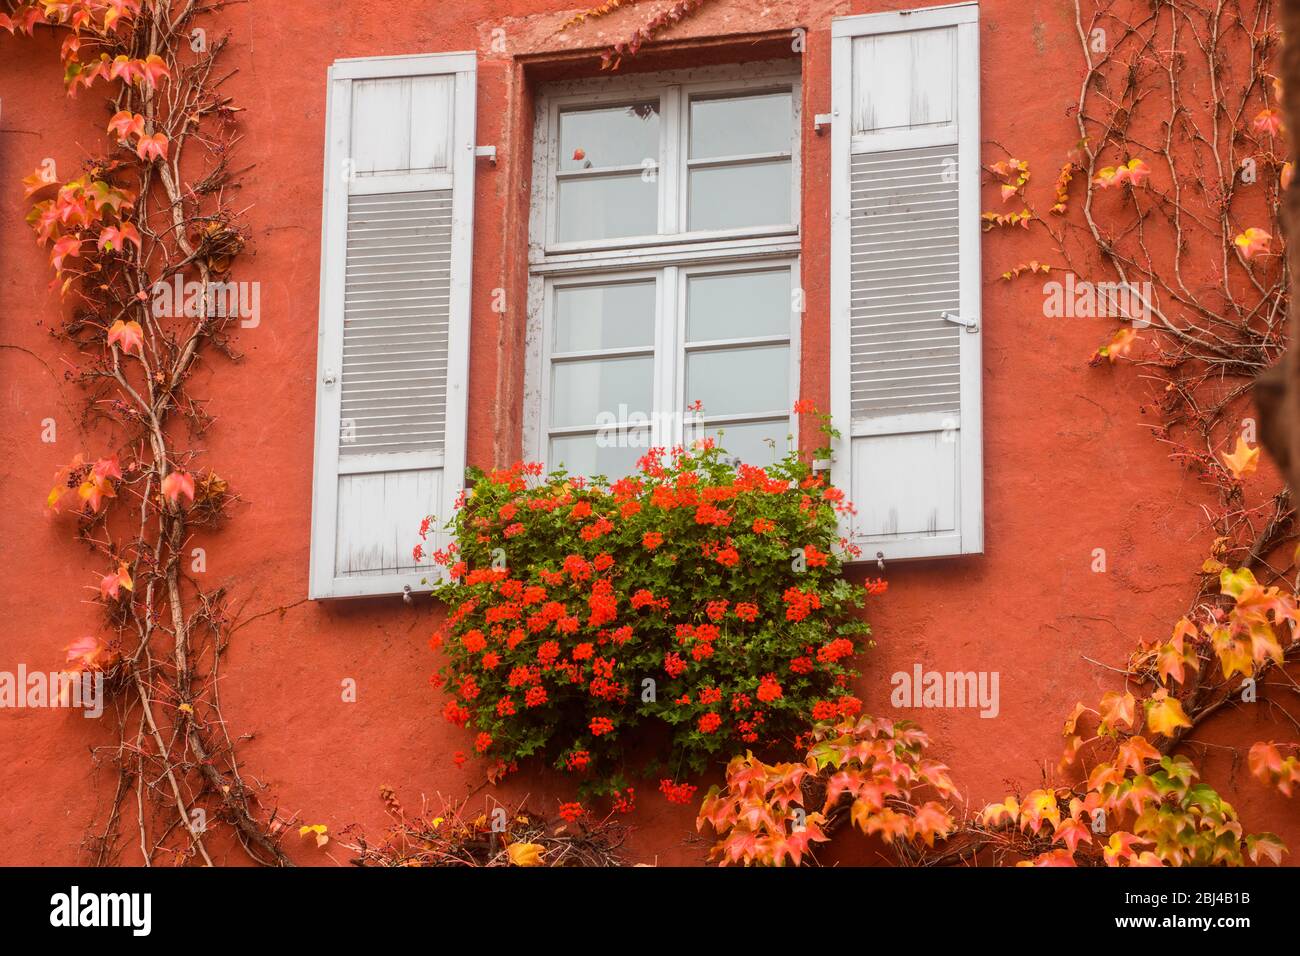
551, 356, 654, 428
701, 419, 792, 465
560, 103, 660, 170
690, 92, 792, 159
558, 174, 658, 242
686, 345, 789, 417
550, 432, 648, 480
686, 269, 791, 342
689, 160, 792, 232
555, 281, 656, 353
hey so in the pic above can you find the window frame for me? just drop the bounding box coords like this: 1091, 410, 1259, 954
525, 61, 804, 476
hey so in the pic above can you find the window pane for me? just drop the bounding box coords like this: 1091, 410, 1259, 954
555, 280, 656, 352
550, 432, 647, 480
558, 174, 658, 242
551, 356, 653, 428
560, 103, 660, 171
686, 345, 789, 417
688, 160, 792, 231
690, 92, 793, 159
702, 419, 793, 465
687, 269, 791, 342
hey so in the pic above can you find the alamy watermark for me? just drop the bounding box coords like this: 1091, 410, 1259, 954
0, 666, 103, 718
890, 664, 999, 719
1042, 273, 1154, 329
151, 275, 260, 328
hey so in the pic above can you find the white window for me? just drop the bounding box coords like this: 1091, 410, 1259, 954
526, 63, 803, 479
309, 53, 478, 599
829, 3, 984, 561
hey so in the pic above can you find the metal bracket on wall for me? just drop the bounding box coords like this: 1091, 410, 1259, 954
814, 112, 835, 135
475, 145, 497, 165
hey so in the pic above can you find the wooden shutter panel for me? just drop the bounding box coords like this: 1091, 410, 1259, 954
830, 4, 983, 561
310, 53, 477, 598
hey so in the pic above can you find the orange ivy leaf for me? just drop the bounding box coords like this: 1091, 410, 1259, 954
1099, 689, 1137, 730
107, 109, 145, 142
1094, 158, 1150, 188
1018, 848, 1078, 867
1220, 436, 1260, 478
136, 132, 169, 163
1246, 833, 1288, 865
1053, 817, 1093, 854
1233, 227, 1272, 259
1092, 327, 1138, 363
99, 563, 133, 600
162, 470, 196, 507
97, 223, 141, 254
910, 801, 953, 847
1114, 735, 1160, 775
1253, 108, 1283, 137
107, 319, 144, 356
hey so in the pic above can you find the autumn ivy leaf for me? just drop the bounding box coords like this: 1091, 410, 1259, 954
107, 319, 144, 355
910, 801, 953, 847
1253, 108, 1283, 137
65, 635, 105, 669
980, 795, 1019, 827
1246, 833, 1287, 865
1220, 436, 1260, 479
506, 841, 545, 866
1144, 692, 1192, 737
99, 563, 133, 600
1233, 227, 1272, 259
1098, 689, 1136, 730
107, 109, 145, 142
1094, 327, 1138, 363
136, 132, 169, 163
1102, 831, 1146, 866
298, 824, 329, 848
1114, 735, 1160, 775
162, 470, 196, 507
1053, 817, 1093, 854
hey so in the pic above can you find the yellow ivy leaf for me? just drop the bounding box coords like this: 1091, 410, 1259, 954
1145, 694, 1192, 737
507, 842, 546, 867
1220, 436, 1260, 479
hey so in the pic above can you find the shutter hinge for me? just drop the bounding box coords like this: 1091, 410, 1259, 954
942, 311, 979, 333
814, 112, 835, 135
475, 145, 497, 165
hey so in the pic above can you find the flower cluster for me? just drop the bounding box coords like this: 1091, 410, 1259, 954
427, 435, 876, 794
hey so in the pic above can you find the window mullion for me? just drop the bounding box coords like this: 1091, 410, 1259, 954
661, 85, 682, 237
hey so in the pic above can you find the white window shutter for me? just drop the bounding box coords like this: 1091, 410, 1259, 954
829, 4, 983, 561
310, 53, 477, 598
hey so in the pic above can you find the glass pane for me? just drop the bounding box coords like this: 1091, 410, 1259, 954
558, 173, 658, 242
689, 160, 792, 231
555, 280, 656, 352
687, 269, 791, 342
690, 92, 793, 159
560, 103, 660, 171
551, 356, 654, 428
550, 432, 648, 480
702, 419, 793, 465
686, 345, 789, 417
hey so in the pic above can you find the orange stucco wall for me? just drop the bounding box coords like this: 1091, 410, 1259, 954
1, 0, 1295, 866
